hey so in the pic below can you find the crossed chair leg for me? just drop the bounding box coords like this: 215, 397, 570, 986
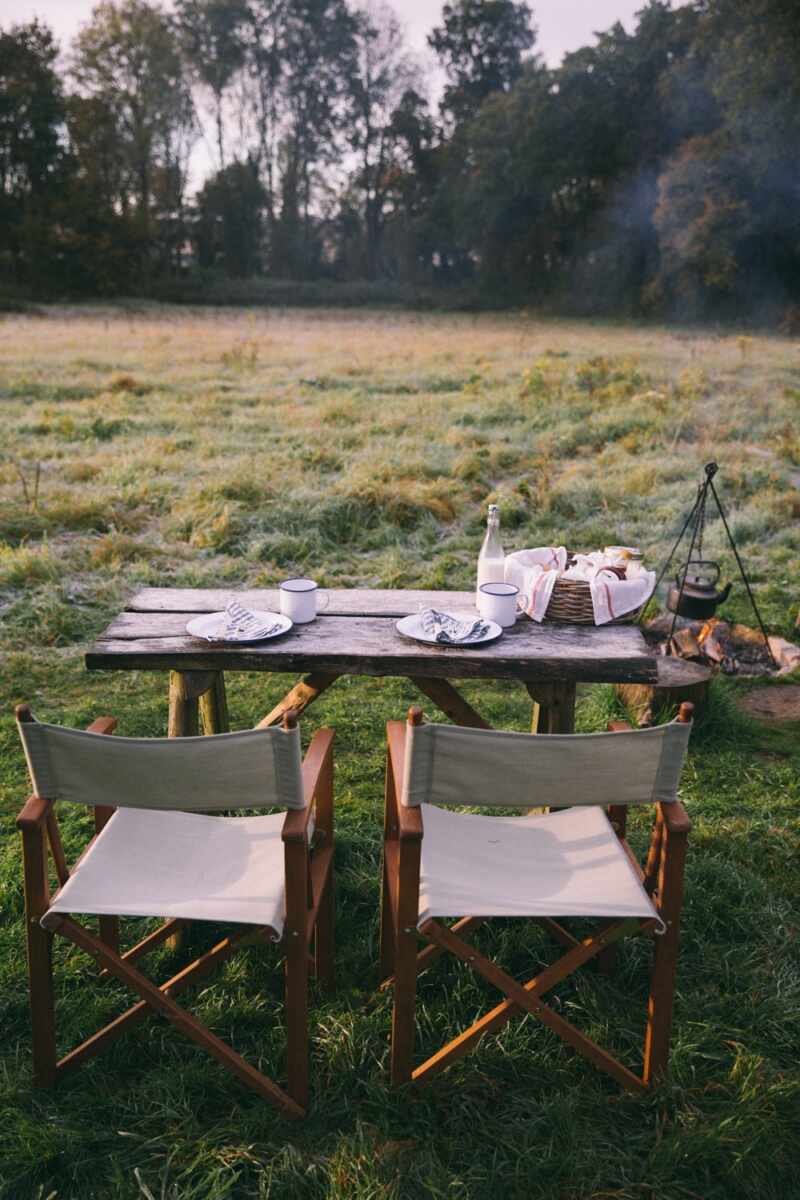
18, 716, 336, 1120
53, 916, 310, 1116
23, 888, 334, 1118
380, 720, 690, 1093
383, 912, 679, 1092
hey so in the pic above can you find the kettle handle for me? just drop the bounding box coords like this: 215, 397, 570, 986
680, 559, 721, 585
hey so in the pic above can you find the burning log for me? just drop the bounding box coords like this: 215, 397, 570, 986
668, 627, 703, 660
644, 614, 800, 678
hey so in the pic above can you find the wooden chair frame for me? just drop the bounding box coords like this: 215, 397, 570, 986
15, 705, 335, 1120
380, 704, 693, 1092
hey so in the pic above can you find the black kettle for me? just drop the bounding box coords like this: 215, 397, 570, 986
667, 560, 732, 620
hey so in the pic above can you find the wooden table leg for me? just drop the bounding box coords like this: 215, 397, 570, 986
199, 672, 230, 734
256, 673, 340, 729
408, 678, 492, 729
166, 670, 218, 949
525, 682, 577, 734
168, 670, 218, 737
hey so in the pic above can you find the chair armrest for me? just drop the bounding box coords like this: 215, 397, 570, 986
16, 794, 54, 832
86, 716, 117, 735
398, 803, 423, 841
386, 719, 423, 841
659, 800, 691, 835
282, 806, 312, 843
282, 727, 334, 844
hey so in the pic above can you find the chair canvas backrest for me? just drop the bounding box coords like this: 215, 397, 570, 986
401, 719, 691, 810
17, 715, 306, 812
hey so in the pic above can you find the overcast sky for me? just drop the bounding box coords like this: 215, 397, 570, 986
7, 1, 690, 186
8, 1, 691, 66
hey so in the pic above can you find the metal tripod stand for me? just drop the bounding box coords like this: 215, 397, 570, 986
649, 462, 776, 668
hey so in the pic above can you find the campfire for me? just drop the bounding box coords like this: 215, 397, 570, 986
639, 462, 800, 680
643, 613, 800, 678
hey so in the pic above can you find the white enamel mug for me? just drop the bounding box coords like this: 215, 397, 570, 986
279, 578, 330, 623
478, 581, 528, 627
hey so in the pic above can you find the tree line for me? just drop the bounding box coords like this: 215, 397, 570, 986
1, 0, 799, 320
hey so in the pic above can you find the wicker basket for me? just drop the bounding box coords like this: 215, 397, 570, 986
544, 559, 640, 625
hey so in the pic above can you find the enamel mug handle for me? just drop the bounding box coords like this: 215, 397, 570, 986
317, 589, 330, 612
516, 592, 530, 615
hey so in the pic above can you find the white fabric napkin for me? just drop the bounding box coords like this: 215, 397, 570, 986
420, 609, 490, 643
588, 561, 655, 624
504, 546, 567, 621
505, 547, 655, 624
215, 599, 282, 641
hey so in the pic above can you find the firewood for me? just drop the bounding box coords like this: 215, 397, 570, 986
668, 628, 702, 659
768, 636, 800, 675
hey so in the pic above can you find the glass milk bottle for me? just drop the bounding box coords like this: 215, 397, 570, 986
476, 503, 505, 605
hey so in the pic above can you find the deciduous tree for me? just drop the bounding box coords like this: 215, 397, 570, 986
71, 0, 195, 277
175, 0, 248, 169
429, 0, 536, 125
0, 20, 66, 286
349, 1, 420, 277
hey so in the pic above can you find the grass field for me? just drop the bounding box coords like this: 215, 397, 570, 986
1, 306, 799, 1199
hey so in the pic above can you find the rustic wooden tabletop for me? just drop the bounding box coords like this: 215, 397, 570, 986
87, 587, 658, 683
86, 588, 706, 735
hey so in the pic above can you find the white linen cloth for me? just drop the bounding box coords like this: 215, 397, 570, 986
505, 546, 656, 625
503, 546, 567, 621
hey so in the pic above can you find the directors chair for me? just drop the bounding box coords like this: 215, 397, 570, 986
16, 704, 334, 1119
381, 702, 693, 1093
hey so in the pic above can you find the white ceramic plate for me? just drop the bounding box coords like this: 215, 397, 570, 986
186, 610, 292, 643
395, 611, 503, 647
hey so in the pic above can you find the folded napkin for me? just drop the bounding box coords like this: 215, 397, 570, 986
215, 599, 282, 641
505, 547, 655, 625
420, 609, 490, 643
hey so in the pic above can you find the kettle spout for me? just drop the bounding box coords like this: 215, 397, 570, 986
716, 581, 732, 605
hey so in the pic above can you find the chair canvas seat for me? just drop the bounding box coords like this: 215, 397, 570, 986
418, 804, 660, 927
43, 807, 313, 939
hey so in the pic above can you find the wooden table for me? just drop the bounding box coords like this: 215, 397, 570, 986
84, 587, 708, 736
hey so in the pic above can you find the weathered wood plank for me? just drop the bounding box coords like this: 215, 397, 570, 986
408, 678, 492, 728
255, 673, 340, 728
93, 611, 651, 659
127, 587, 477, 617
102, 611, 258, 639
617, 655, 711, 726
653, 657, 711, 687
86, 614, 657, 683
